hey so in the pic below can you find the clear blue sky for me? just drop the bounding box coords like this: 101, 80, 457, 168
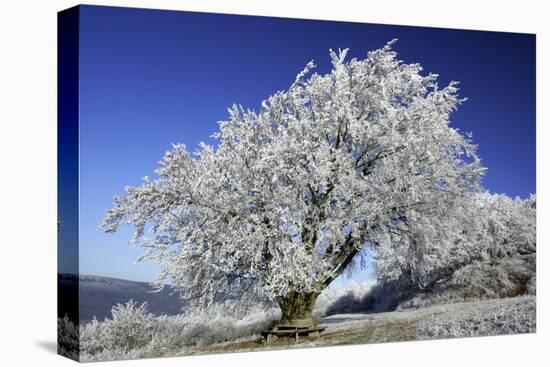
66, 5, 536, 283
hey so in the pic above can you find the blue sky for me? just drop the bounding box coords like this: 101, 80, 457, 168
66, 5, 535, 284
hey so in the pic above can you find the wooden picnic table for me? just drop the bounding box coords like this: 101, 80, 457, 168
261, 319, 327, 345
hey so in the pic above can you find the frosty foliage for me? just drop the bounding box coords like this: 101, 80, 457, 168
57, 314, 79, 360
79, 300, 278, 362
314, 282, 373, 318
102, 41, 485, 307
80, 300, 156, 356
374, 192, 536, 308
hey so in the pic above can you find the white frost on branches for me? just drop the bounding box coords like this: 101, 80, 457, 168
374, 192, 536, 293
102, 41, 485, 307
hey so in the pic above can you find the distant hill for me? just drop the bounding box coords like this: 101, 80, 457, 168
58, 274, 185, 322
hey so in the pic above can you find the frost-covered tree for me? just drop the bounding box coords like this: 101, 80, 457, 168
374, 191, 536, 302
102, 41, 484, 323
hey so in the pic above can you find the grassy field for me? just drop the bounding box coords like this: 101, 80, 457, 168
183, 295, 535, 356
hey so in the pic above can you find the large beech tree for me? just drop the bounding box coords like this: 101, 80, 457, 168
102, 41, 485, 323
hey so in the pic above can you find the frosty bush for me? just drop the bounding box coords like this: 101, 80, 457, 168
373, 192, 536, 309
57, 315, 79, 360
80, 300, 156, 356
451, 257, 534, 298
80, 300, 278, 362
314, 282, 373, 317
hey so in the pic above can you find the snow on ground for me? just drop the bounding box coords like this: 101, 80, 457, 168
73, 295, 535, 361
322, 295, 535, 334
191, 296, 535, 355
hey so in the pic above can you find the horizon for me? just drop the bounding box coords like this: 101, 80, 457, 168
58, 5, 536, 284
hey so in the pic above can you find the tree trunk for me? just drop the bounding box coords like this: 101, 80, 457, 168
277, 291, 319, 324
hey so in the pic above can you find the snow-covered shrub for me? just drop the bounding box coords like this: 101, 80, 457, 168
104, 300, 156, 350
80, 300, 279, 362
57, 315, 79, 360
451, 258, 531, 299
313, 287, 347, 318
373, 192, 536, 310
80, 300, 156, 356
397, 255, 535, 310
314, 282, 373, 317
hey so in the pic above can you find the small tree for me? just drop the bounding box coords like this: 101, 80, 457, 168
373, 191, 536, 299
102, 41, 484, 323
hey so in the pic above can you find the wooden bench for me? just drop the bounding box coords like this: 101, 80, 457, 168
261, 319, 327, 345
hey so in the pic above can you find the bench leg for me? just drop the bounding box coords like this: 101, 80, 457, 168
308, 331, 320, 338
